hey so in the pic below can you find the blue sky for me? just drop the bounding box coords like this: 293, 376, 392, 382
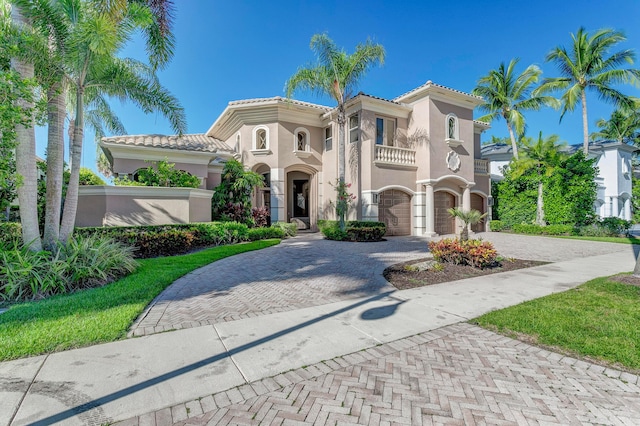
41, 0, 640, 177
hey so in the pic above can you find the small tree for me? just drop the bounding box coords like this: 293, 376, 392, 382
211, 159, 263, 225
448, 208, 487, 241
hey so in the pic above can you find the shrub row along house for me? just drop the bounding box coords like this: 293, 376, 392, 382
95, 80, 492, 236
482, 140, 638, 220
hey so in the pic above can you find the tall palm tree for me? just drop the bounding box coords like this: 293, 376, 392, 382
512, 132, 566, 226
473, 58, 558, 160
58, 2, 186, 241
538, 27, 640, 155
285, 33, 384, 229
590, 104, 640, 145
12, 0, 183, 245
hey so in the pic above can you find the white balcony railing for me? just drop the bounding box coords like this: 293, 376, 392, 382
374, 145, 416, 167
474, 159, 489, 174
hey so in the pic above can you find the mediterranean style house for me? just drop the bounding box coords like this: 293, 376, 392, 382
481, 140, 638, 220
99, 80, 492, 236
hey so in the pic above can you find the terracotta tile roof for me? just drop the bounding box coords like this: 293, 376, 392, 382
393, 80, 482, 102
355, 92, 402, 105
228, 96, 331, 111
101, 133, 233, 153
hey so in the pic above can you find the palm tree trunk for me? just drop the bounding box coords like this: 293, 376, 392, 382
11, 6, 41, 251
581, 90, 589, 155
42, 85, 66, 250
59, 87, 84, 242
337, 105, 346, 230
536, 181, 545, 226
507, 121, 519, 160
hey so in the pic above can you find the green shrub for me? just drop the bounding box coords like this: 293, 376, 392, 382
0, 235, 137, 302
510, 223, 575, 236
601, 217, 631, 236
319, 220, 386, 242
0, 222, 22, 246
543, 224, 574, 235
428, 238, 498, 268
247, 226, 285, 241
271, 222, 298, 237
489, 220, 504, 232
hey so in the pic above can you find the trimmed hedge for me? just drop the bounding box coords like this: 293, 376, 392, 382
318, 220, 386, 242
511, 223, 574, 236
489, 220, 504, 232
75, 222, 287, 258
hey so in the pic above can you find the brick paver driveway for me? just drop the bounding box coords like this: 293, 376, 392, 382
120, 233, 640, 425
130, 232, 630, 337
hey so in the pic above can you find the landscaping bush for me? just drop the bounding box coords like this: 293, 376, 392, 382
511, 223, 574, 235
272, 222, 298, 237
576, 218, 632, 237
0, 235, 137, 302
0, 222, 21, 246
319, 220, 386, 242
489, 220, 504, 232
75, 221, 291, 258
251, 206, 270, 228
428, 238, 498, 268
247, 226, 285, 241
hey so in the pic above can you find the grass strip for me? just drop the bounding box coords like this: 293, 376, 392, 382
0, 239, 280, 361
553, 235, 640, 244
474, 276, 640, 371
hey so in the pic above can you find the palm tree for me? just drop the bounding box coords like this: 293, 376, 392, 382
538, 27, 640, 155
511, 132, 567, 226
447, 207, 487, 241
590, 104, 640, 145
285, 33, 384, 230
12, 0, 184, 245
473, 59, 559, 160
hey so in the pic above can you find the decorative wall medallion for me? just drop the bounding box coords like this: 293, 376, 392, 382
446, 151, 461, 172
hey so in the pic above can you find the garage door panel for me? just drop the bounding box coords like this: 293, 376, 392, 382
434, 192, 455, 235
378, 190, 411, 236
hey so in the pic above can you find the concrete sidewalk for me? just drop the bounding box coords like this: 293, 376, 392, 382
1, 243, 636, 425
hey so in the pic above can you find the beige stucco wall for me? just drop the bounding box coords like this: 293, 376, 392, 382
76, 186, 213, 227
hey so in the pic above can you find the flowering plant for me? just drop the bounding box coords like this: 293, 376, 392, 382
330, 179, 356, 230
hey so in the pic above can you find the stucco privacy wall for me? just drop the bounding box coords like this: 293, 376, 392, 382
76, 186, 213, 227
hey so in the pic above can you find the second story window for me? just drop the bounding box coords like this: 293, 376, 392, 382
446, 114, 459, 140
253, 125, 269, 151
376, 117, 396, 146
325, 126, 333, 151
294, 128, 310, 152
349, 114, 359, 143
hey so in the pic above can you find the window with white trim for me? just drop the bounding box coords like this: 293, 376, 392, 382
293, 127, 310, 152
252, 125, 270, 152
349, 114, 360, 143
376, 117, 396, 146
446, 114, 459, 140
325, 126, 333, 151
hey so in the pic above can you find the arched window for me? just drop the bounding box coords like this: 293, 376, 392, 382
293, 127, 310, 152
252, 125, 270, 153
234, 133, 241, 153
446, 114, 459, 140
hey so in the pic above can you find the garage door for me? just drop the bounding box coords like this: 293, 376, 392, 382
378, 190, 411, 236
470, 194, 486, 233
434, 192, 455, 235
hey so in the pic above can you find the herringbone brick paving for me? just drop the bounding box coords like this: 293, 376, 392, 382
118, 324, 640, 425
129, 233, 626, 337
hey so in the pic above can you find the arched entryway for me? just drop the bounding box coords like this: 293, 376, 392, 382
378, 189, 411, 236
287, 170, 312, 229
434, 191, 456, 235
470, 193, 486, 232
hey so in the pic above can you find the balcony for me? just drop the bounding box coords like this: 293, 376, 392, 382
374, 145, 416, 168
474, 159, 489, 174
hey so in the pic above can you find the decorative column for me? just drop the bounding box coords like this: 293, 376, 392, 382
270, 168, 285, 222
413, 184, 426, 236
611, 196, 619, 219
425, 183, 435, 236
624, 197, 632, 220
462, 185, 471, 212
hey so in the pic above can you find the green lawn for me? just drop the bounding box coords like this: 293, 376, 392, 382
474, 276, 640, 372
554, 235, 640, 244
0, 239, 280, 361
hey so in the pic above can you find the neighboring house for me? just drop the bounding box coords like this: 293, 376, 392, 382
481, 140, 638, 220
100, 80, 492, 236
